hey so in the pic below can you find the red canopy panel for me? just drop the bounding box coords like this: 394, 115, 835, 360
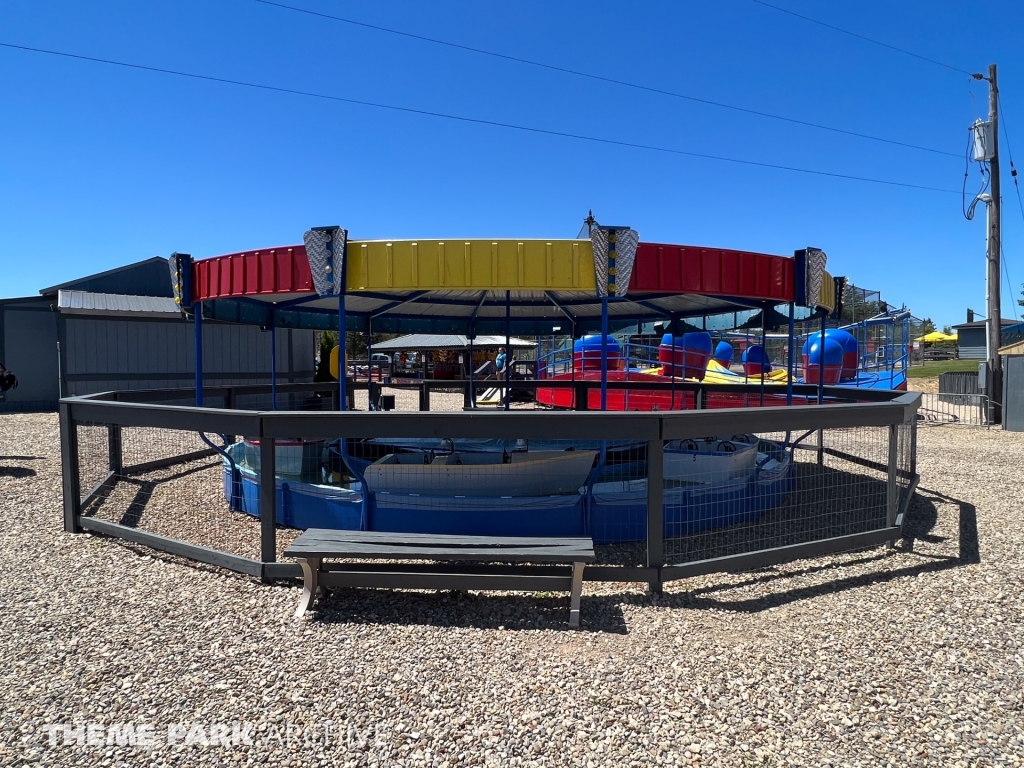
194, 245, 312, 301
629, 243, 794, 303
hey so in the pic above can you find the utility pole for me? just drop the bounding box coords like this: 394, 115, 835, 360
986, 63, 1002, 424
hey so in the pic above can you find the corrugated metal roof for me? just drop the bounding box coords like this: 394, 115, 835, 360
41, 257, 172, 297
371, 334, 536, 352
58, 290, 180, 318
952, 319, 1019, 329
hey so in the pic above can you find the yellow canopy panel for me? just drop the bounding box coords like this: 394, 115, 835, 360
816, 270, 836, 314
346, 239, 597, 292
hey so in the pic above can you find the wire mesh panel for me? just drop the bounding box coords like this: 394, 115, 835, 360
662, 426, 892, 566
232, 391, 334, 412
74, 422, 300, 562
918, 393, 990, 427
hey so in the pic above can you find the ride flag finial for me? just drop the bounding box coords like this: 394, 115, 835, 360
589, 220, 640, 298
303, 226, 348, 297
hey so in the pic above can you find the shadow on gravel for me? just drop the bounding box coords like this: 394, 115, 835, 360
666, 486, 980, 614
0, 455, 43, 461
0, 464, 37, 479
79, 462, 218, 526
315, 590, 628, 634
903, 486, 980, 565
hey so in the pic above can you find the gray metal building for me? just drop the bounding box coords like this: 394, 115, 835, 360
952, 319, 1023, 360
1001, 339, 1024, 432
0, 257, 315, 412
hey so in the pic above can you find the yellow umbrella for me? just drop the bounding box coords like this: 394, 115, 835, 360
915, 331, 957, 343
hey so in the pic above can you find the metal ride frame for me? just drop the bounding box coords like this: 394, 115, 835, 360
60, 381, 920, 593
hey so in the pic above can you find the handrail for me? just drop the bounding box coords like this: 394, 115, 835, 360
61, 389, 921, 440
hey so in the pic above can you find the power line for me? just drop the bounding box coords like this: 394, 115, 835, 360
997, 92, 1023, 322
748, 0, 977, 77
1002, 244, 1020, 324
0, 40, 961, 194
253, 0, 960, 159
998, 93, 1024, 230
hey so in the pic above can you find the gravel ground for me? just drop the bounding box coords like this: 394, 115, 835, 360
1, 412, 1023, 766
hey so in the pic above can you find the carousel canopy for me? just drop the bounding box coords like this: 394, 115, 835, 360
177, 234, 835, 336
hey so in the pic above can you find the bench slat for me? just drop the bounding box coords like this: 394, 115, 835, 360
286, 542, 595, 562
290, 529, 594, 547
284, 529, 595, 563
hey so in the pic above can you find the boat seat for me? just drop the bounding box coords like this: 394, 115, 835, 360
284, 529, 596, 628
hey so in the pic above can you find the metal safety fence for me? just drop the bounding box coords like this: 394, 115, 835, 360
61, 385, 920, 591
918, 392, 990, 427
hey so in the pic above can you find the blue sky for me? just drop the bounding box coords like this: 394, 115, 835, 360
1, 0, 1022, 327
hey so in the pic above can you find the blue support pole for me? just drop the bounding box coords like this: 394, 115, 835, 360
759, 305, 767, 407
670, 323, 677, 409
338, 293, 346, 411
366, 319, 374, 411
270, 315, 277, 410
818, 312, 826, 404
601, 228, 618, 412
600, 297, 609, 411
504, 290, 511, 411
786, 302, 795, 406
194, 305, 204, 407
468, 335, 475, 409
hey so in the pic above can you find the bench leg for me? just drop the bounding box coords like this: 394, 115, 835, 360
295, 557, 321, 618
568, 562, 584, 629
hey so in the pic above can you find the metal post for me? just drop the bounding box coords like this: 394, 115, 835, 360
270, 316, 277, 411
466, 336, 475, 409
260, 436, 277, 567
817, 310, 827, 466
759, 304, 767, 407
670, 324, 677, 410
600, 297, 609, 411
910, 417, 918, 478
107, 425, 122, 475
570, 323, 577, 407
59, 402, 81, 534
366, 318, 373, 410
504, 290, 511, 411
646, 437, 664, 594
887, 422, 899, 546
575, 381, 589, 411
194, 306, 204, 407
818, 312, 826, 405
337, 294, 346, 412
600, 228, 617, 412
786, 301, 795, 406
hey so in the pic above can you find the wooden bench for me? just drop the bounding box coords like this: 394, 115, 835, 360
283, 529, 596, 627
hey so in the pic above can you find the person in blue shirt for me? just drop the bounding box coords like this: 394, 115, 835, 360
494, 347, 507, 373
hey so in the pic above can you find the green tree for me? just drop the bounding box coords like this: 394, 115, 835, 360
346, 332, 400, 359
920, 318, 936, 335
839, 285, 883, 323
1019, 282, 1024, 308
313, 332, 337, 382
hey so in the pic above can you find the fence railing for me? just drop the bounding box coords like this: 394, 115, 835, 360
60, 386, 921, 592
919, 392, 990, 427
938, 371, 980, 402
